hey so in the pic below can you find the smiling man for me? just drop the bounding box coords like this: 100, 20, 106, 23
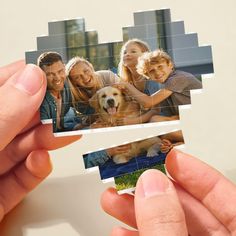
38, 52, 72, 131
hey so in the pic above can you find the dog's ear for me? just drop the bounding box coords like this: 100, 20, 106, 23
89, 92, 99, 111
111, 84, 126, 99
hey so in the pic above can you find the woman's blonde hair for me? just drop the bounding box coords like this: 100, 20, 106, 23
137, 49, 174, 78
118, 39, 150, 85
66, 57, 100, 106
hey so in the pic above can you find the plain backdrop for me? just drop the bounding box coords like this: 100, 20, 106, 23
0, 0, 236, 235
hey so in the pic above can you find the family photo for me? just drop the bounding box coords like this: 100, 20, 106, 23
37, 44, 201, 134
25, 8, 213, 135
83, 130, 184, 191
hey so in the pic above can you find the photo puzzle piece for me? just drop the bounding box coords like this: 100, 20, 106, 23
25, 8, 214, 193
83, 130, 183, 193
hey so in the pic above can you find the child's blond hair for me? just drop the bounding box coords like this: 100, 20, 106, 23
137, 49, 174, 78
118, 39, 150, 84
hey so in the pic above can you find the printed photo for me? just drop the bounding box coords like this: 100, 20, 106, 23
82, 130, 184, 183
25, 8, 213, 135
114, 163, 166, 193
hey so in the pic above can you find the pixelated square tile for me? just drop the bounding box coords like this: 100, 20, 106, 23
174, 46, 213, 66
133, 9, 171, 26
164, 21, 185, 36
48, 18, 85, 35
114, 163, 166, 192
37, 30, 98, 50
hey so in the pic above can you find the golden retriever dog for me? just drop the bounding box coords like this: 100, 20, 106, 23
89, 86, 141, 127
89, 86, 162, 164
112, 136, 162, 164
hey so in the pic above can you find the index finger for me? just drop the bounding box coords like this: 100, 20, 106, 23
166, 149, 236, 233
118, 143, 131, 148
161, 139, 172, 145
117, 144, 131, 152
0, 60, 25, 86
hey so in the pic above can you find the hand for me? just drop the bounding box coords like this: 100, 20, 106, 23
160, 139, 173, 153
0, 61, 81, 222
116, 117, 139, 126
113, 82, 129, 92
107, 144, 131, 157
101, 149, 236, 235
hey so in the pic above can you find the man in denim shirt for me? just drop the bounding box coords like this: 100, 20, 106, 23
38, 52, 73, 132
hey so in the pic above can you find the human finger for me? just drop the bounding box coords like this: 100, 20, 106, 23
161, 139, 172, 145
116, 144, 131, 152
0, 150, 52, 219
0, 64, 46, 151
174, 183, 230, 235
109, 145, 131, 155
0, 60, 25, 86
160, 147, 170, 153
0, 123, 81, 175
134, 169, 188, 236
110, 226, 138, 236
160, 145, 173, 153
100, 187, 137, 228
166, 149, 236, 233
119, 144, 131, 148
18, 112, 40, 135
101, 184, 229, 235
113, 83, 123, 89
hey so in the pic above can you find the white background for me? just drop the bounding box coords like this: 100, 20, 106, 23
0, 0, 236, 235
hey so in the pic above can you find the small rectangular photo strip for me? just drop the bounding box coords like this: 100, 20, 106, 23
82, 130, 184, 190
25, 8, 213, 135
114, 163, 166, 193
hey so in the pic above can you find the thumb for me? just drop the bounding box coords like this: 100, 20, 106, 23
0, 64, 46, 150
135, 169, 188, 236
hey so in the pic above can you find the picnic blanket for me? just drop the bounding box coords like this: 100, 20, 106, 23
99, 152, 166, 180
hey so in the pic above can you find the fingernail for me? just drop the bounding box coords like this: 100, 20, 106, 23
167, 148, 185, 161
140, 170, 170, 198
14, 64, 43, 95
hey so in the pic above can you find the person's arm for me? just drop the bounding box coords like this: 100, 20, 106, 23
84, 150, 111, 168
84, 144, 131, 168
124, 83, 173, 109
106, 144, 131, 157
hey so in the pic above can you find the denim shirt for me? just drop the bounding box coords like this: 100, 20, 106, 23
40, 80, 72, 132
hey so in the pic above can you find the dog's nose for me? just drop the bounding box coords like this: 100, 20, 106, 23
107, 98, 115, 107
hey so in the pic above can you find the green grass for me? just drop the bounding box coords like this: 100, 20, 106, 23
115, 164, 166, 191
